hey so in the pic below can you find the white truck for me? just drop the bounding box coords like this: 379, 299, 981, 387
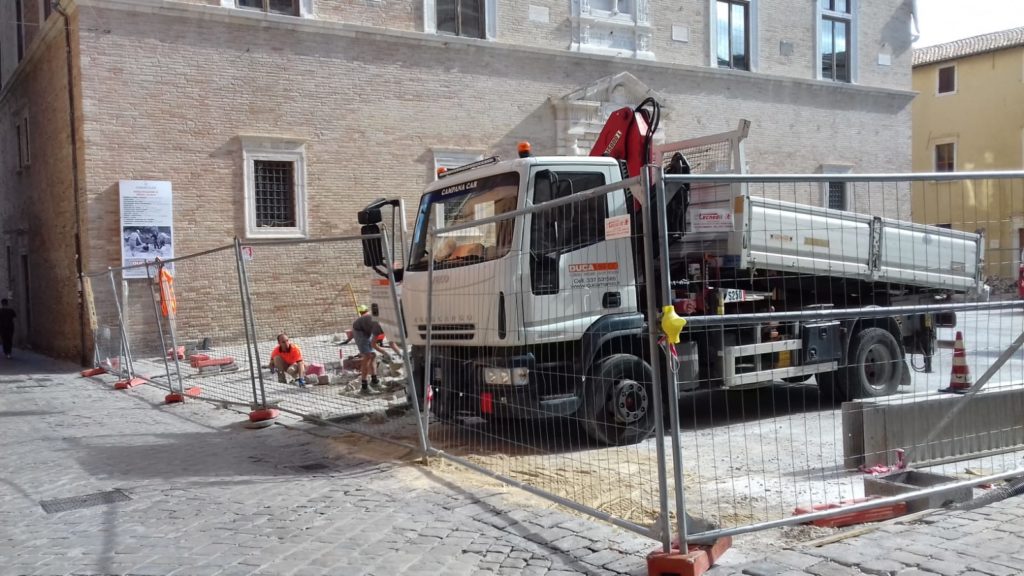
359, 118, 985, 446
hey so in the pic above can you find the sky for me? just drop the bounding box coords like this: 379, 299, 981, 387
913, 0, 1024, 47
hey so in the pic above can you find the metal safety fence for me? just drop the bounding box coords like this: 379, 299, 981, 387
82, 234, 427, 454
80, 165, 1024, 555
414, 161, 1024, 552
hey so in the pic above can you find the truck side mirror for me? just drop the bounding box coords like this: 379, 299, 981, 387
361, 224, 385, 267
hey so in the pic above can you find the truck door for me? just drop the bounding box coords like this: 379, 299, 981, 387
521, 166, 637, 343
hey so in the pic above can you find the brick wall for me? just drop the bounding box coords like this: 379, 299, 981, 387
0, 9, 85, 361
0, 0, 915, 359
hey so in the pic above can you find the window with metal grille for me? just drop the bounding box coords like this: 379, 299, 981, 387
254, 161, 296, 228
237, 0, 299, 16
935, 143, 955, 172
827, 181, 846, 210
437, 0, 485, 38
716, 0, 750, 70
820, 0, 852, 82
938, 66, 956, 94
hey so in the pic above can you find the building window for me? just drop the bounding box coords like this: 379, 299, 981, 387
41, 0, 52, 21
569, 0, 652, 58
818, 0, 853, 83
433, 149, 485, 179
16, 116, 30, 170
241, 137, 307, 239
935, 142, 956, 172
818, 164, 851, 210
254, 161, 296, 228
715, 0, 750, 70
437, 0, 485, 38
425, 0, 495, 39
237, 0, 299, 15
15, 0, 24, 62
937, 65, 956, 94
826, 181, 846, 210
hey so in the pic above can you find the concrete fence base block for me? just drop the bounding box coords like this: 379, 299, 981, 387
647, 537, 731, 576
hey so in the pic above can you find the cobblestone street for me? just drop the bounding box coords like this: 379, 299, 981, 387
2, 352, 1023, 576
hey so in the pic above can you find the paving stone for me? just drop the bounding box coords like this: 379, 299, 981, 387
918, 558, 969, 576
551, 535, 592, 553
887, 550, 929, 567
811, 543, 873, 567
805, 561, 861, 576
774, 550, 821, 569
581, 549, 623, 568
741, 561, 791, 575
971, 561, 1021, 576
859, 558, 905, 575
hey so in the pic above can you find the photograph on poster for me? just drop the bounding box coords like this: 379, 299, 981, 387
122, 226, 173, 259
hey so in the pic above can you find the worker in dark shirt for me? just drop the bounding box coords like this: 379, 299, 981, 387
0, 299, 16, 359
352, 305, 384, 394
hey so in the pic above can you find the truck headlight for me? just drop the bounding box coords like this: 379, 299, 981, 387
511, 367, 530, 386
482, 367, 511, 385
482, 367, 529, 386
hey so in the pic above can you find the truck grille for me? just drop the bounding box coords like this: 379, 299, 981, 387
417, 323, 475, 341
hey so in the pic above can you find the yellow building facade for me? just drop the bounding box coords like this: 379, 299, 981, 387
912, 28, 1024, 282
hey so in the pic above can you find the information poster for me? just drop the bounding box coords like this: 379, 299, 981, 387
120, 180, 174, 279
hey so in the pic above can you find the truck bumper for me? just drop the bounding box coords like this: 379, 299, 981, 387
420, 349, 581, 420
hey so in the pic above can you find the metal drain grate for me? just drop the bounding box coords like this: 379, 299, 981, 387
39, 490, 131, 514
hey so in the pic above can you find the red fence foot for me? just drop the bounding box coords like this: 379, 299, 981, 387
249, 408, 280, 422
185, 386, 202, 398
80, 367, 105, 377
647, 537, 732, 576
114, 377, 145, 390
165, 393, 184, 404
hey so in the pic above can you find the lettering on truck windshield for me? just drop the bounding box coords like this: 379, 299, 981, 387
407, 172, 520, 271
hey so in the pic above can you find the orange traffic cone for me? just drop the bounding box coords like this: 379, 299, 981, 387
941, 331, 971, 394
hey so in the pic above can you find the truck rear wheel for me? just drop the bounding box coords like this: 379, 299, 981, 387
582, 354, 657, 446
818, 327, 902, 401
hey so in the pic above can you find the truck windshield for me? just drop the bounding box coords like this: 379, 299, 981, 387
407, 172, 520, 271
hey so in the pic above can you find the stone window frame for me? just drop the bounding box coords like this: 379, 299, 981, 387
241, 136, 308, 240
423, 0, 497, 40
708, 0, 758, 71
432, 149, 485, 178
815, 0, 857, 83
569, 0, 653, 59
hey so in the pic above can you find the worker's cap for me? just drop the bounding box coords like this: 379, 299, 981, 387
356, 304, 369, 314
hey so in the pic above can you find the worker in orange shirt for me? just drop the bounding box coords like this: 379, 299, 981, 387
271, 333, 307, 387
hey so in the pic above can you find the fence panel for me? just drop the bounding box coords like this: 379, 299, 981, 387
84, 270, 129, 378
241, 237, 424, 450
420, 172, 673, 543
656, 172, 1024, 542
117, 246, 261, 407
112, 263, 178, 394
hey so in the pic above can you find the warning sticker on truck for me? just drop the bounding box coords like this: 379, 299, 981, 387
568, 262, 620, 288
692, 209, 734, 232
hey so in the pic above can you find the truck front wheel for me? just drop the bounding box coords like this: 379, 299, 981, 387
818, 327, 903, 401
582, 354, 657, 446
